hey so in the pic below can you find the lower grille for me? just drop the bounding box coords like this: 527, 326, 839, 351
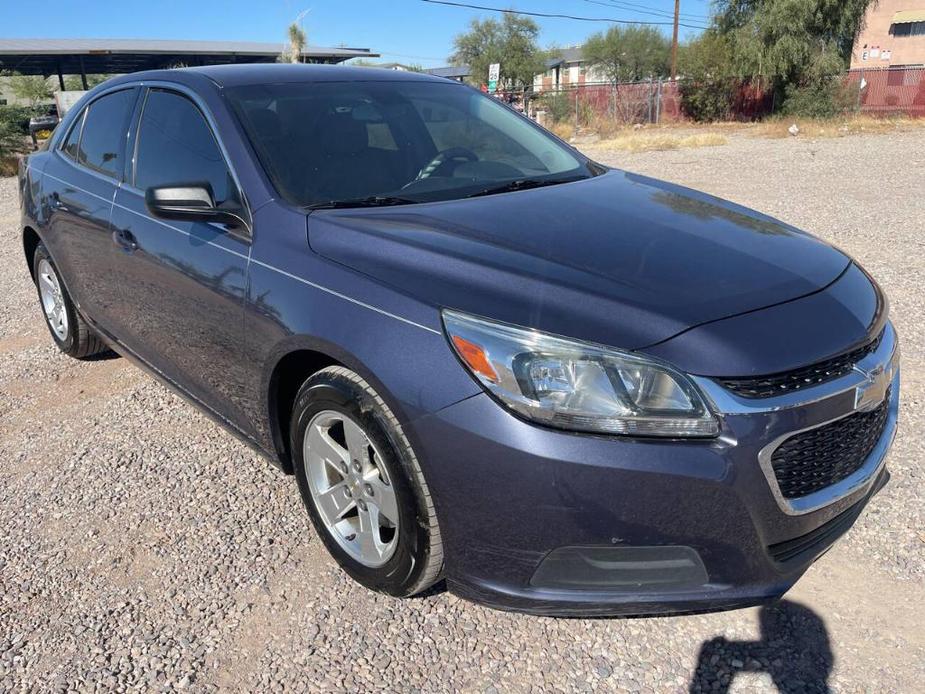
771, 392, 890, 500
768, 470, 887, 563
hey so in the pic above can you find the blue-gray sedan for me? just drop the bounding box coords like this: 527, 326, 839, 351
17, 65, 899, 616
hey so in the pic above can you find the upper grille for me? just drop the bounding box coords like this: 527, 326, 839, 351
719, 330, 884, 399
770, 392, 890, 500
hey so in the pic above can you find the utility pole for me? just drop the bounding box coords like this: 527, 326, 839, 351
670, 0, 680, 81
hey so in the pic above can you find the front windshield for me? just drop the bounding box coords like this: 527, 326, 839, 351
227, 80, 597, 207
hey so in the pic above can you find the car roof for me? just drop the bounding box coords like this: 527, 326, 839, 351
108, 63, 452, 89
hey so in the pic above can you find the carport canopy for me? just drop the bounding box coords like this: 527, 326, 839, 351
0, 38, 379, 89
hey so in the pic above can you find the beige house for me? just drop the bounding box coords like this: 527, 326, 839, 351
852, 1, 925, 68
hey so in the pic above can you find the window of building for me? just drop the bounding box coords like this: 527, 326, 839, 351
891, 21, 925, 37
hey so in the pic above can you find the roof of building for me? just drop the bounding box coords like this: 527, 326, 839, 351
0, 38, 378, 75
545, 47, 585, 69
426, 65, 471, 79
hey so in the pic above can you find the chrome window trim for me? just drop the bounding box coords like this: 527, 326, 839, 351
757, 366, 899, 516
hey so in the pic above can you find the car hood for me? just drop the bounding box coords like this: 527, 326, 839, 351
307, 170, 850, 350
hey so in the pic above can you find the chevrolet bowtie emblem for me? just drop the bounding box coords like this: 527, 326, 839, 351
854, 362, 891, 412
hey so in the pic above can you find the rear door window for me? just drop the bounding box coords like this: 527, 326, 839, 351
134, 89, 237, 206
76, 89, 136, 177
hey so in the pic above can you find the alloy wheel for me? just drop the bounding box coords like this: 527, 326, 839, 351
37, 258, 69, 341
303, 410, 400, 567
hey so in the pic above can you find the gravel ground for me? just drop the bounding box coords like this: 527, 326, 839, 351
1, 131, 923, 692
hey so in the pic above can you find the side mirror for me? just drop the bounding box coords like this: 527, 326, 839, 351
144, 183, 247, 229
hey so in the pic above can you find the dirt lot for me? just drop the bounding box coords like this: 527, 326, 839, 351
1, 131, 924, 692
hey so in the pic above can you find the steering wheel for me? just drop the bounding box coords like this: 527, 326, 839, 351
414, 147, 478, 181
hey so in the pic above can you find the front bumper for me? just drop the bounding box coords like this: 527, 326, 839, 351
410, 324, 899, 616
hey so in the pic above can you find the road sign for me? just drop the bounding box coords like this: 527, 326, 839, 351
488, 63, 500, 93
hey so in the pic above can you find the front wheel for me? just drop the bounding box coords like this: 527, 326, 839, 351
32, 243, 107, 359
291, 366, 444, 596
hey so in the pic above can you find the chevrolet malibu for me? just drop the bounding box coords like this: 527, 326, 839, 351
17, 65, 899, 616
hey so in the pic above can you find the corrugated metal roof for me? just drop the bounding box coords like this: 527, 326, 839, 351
426, 65, 470, 78
0, 37, 375, 58
892, 10, 925, 24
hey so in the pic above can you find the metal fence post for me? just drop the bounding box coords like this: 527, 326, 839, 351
856, 69, 865, 113
655, 78, 662, 124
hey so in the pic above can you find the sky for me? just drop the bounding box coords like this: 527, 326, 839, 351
0, 0, 715, 68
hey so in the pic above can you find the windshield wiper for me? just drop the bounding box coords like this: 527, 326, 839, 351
306, 195, 419, 210
465, 175, 589, 199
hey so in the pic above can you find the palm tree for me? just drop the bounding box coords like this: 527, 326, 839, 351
285, 23, 306, 64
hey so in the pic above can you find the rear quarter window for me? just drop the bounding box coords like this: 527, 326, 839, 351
60, 110, 85, 161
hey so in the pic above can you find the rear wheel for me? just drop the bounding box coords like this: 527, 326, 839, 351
291, 366, 443, 596
32, 243, 107, 359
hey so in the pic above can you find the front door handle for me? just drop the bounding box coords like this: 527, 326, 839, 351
112, 228, 138, 252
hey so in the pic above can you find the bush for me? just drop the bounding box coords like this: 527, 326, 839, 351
679, 78, 737, 122
0, 106, 30, 172
0, 104, 37, 134
782, 77, 856, 118
538, 91, 573, 123
677, 32, 738, 122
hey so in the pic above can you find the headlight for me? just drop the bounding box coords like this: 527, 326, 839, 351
443, 310, 718, 437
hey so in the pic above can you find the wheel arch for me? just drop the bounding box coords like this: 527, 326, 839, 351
265, 337, 414, 475
22, 225, 42, 281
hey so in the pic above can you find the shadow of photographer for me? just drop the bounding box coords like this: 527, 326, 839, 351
689, 600, 833, 693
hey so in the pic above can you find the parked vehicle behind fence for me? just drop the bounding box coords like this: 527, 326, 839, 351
17, 65, 899, 615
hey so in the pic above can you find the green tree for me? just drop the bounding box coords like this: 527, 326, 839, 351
451, 13, 544, 91
582, 25, 671, 84
714, 0, 873, 108
678, 31, 738, 121
63, 74, 108, 91
9, 75, 53, 108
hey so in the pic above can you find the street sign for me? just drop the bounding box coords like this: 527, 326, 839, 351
488, 62, 500, 93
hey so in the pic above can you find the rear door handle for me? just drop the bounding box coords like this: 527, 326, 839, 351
112, 227, 138, 252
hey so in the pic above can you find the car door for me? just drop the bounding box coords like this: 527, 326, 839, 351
107, 86, 251, 428
40, 87, 138, 327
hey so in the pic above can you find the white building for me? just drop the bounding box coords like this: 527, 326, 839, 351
533, 47, 608, 93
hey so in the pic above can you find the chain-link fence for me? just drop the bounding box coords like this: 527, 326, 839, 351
528, 67, 925, 128
531, 80, 683, 129
848, 66, 925, 117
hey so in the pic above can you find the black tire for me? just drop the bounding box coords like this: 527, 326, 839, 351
291, 366, 444, 597
32, 243, 108, 359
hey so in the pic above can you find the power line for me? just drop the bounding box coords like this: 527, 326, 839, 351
375, 50, 450, 61
585, 0, 711, 22
581, 0, 710, 24
418, 0, 710, 29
